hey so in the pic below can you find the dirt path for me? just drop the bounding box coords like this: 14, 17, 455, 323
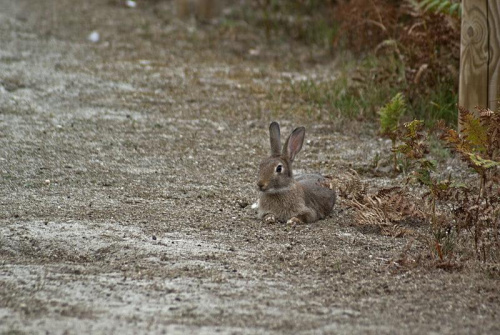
0, 1, 499, 334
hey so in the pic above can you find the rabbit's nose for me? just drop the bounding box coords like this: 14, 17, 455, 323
257, 181, 267, 191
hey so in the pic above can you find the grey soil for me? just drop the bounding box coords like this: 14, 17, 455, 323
0, 1, 499, 334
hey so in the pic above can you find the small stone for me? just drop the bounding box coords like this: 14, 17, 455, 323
88, 31, 100, 43
125, 0, 136, 8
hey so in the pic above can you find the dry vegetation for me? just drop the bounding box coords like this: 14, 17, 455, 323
253, 0, 460, 123
326, 105, 499, 272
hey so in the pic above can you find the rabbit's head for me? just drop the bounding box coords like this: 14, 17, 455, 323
257, 122, 305, 193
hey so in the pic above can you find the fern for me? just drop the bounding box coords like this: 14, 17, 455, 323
380, 93, 407, 172
460, 108, 488, 152
479, 107, 500, 160
442, 107, 500, 175
394, 120, 427, 160
468, 154, 500, 169
394, 120, 445, 230
380, 92, 406, 137
418, 0, 461, 17
382, 107, 500, 263
440, 107, 500, 262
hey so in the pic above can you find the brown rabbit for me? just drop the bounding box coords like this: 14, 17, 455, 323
257, 122, 336, 224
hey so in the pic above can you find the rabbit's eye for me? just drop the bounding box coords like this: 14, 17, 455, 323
276, 164, 283, 173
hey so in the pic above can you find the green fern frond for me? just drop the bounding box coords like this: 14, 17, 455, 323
420, 158, 436, 171
468, 154, 500, 169
442, 106, 500, 175
394, 119, 427, 160
460, 108, 488, 152
404, 119, 424, 138
415, 167, 432, 186
418, 0, 461, 17
380, 92, 406, 137
479, 108, 500, 152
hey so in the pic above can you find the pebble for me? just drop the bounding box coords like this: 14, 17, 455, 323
88, 31, 100, 43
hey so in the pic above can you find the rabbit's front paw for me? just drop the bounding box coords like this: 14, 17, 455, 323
263, 214, 277, 224
287, 217, 303, 225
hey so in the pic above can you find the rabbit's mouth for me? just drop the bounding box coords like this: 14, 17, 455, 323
260, 185, 291, 194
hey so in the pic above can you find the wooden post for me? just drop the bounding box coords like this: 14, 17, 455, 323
488, 1, 500, 111
459, 0, 500, 116
459, 0, 488, 113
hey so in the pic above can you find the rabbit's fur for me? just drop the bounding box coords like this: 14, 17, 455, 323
257, 122, 336, 224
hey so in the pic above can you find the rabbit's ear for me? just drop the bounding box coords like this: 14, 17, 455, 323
283, 127, 305, 162
269, 122, 281, 156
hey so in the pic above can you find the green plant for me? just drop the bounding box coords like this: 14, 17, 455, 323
441, 107, 500, 192
380, 93, 406, 171
389, 108, 500, 263
394, 119, 428, 161
417, 0, 462, 18
439, 107, 500, 261
411, 80, 458, 126
333, 0, 460, 125
393, 119, 453, 259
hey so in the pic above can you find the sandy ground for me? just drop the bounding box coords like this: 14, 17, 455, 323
0, 1, 499, 334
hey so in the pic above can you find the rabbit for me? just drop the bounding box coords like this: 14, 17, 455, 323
256, 121, 336, 224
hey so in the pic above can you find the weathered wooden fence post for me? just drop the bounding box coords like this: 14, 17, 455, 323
488, 1, 500, 111
459, 0, 500, 116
